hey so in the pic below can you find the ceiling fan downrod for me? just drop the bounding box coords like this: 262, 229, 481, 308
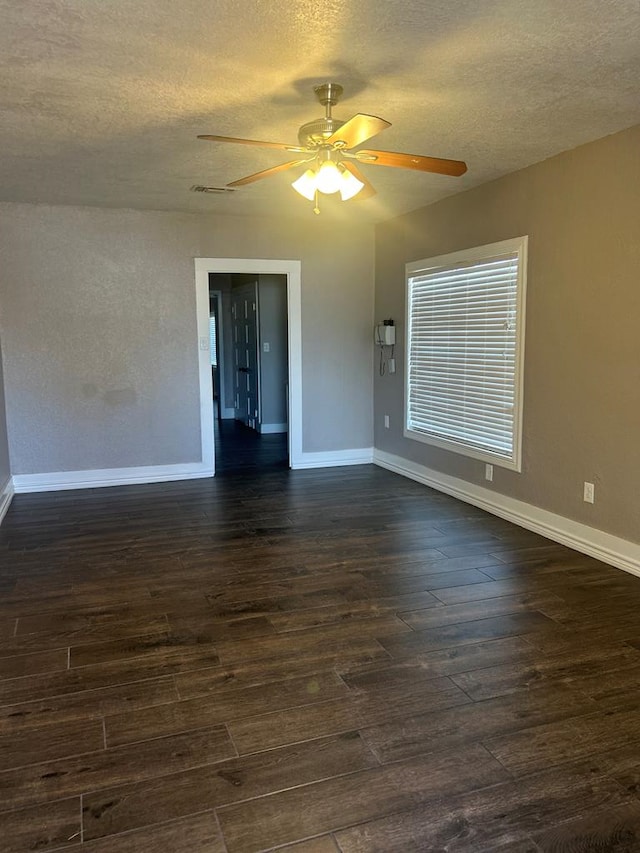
313, 82, 343, 119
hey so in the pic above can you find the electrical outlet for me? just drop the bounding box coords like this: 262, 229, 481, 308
485, 464, 493, 482
583, 481, 595, 503
384, 414, 390, 429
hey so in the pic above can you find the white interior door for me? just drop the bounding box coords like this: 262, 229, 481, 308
231, 282, 260, 429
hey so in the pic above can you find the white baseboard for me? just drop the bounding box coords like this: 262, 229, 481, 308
0, 476, 14, 525
292, 447, 374, 470
374, 449, 640, 578
259, 423, 288, 435
12, 462, 214, 493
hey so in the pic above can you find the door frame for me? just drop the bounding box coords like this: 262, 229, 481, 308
194, 258, 302, 474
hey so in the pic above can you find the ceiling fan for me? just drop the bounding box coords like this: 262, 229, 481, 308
198, 83, 467, 214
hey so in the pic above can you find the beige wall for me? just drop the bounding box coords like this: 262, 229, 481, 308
0, 203, 374, 475
374, 123, 640, 544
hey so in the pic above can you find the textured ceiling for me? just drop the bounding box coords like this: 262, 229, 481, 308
0, 0, 639, 223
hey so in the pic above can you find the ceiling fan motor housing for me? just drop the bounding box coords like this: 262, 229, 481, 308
297, 117, 345, 149
297, 81, 346, 149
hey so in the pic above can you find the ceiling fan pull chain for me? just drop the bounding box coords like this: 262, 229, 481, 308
313, 189, 320, 215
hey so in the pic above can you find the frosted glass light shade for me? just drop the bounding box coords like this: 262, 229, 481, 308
292, 161, 365, 205
339, 169, 364, 200
291, 169, 317, 200
315, 160, 342, 194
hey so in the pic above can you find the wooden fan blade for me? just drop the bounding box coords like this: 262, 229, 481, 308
355, 149, 467, 176
341, 161, 376, 200
227, 159, 310, 188
198, 134, 307, 153
325, 114, 391, 150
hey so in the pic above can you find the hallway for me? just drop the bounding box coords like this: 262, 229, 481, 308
214, 419, 288, 475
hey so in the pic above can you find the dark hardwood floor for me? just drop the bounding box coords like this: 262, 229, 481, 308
214, 420, 288, 475
2, 458, 640, 851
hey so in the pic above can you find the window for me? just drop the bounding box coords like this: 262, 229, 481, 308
209, 314, 218, 367
405, 236, 527, 471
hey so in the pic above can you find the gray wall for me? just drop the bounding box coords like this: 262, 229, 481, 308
0, 338, 11, 488
0, 203, 374, 475
374, 123, 640, 544
258, 274, 287, 430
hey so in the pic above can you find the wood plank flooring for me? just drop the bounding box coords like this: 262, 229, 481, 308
2, 450, 640, 850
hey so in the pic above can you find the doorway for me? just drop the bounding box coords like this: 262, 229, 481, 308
194, 258, 303, 475
215, 273, 288, 473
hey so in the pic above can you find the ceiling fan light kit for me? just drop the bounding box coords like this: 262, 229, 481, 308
197, 82, 467, 214
291, 159, 365, 214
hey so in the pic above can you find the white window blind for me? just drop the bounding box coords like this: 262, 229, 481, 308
405, 237, 527, 470
209, 315, 217, 367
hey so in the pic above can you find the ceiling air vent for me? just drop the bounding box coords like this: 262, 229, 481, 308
190, 185, 235, 194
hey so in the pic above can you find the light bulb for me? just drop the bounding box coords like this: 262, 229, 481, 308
315, 160, 342, 194
291, 170, 317, 201
339, 168, 364, 201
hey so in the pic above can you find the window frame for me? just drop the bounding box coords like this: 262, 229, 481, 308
404, 235, 528, 472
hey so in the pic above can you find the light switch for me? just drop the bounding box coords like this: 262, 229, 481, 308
263, 342, 270, 352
